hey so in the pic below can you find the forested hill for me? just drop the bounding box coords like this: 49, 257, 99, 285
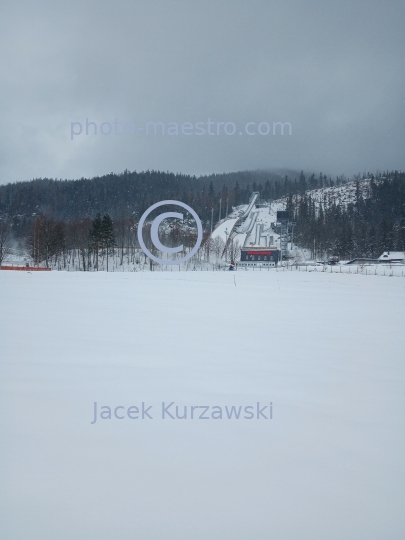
286, 171, 405, 258
0, 167, 325, 229
2, 168, 403, 256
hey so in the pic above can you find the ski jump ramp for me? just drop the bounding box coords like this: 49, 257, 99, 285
210, 192, 260, 243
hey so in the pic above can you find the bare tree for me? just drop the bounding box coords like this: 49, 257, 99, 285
0, 219, 12, 266
114, 218, 126, 266
201, 235, 214, 262
212, 236, 225, 260
226, 239, 241, 264
26, 217, 43, 265
27, 216, 66, 268
68, 219, 90, 270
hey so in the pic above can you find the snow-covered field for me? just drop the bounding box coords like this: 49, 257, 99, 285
1, 270, 404, 540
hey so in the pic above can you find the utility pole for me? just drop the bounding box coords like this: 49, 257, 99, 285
210, 207, 213, 233
218, 198, 222, 222
226, 198, 228, 218
313, 238, 316, 262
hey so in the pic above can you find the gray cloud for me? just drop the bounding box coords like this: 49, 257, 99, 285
1, 0, 404, 184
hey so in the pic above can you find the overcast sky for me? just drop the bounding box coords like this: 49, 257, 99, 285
1, 0, 404, 185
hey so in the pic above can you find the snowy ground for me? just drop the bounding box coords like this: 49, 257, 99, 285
1, 270, 404, 540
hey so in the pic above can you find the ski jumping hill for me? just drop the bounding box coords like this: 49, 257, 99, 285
210, 193, 285, 254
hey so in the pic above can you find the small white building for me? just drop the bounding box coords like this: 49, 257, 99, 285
378, 251, 405, 264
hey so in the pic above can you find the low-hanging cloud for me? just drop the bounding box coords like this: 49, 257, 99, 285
0, 0, 404, 184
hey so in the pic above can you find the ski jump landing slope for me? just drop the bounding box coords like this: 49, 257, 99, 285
210, 192, 260, 244
210, 217, 240, 243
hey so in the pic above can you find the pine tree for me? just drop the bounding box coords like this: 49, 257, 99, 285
89, 214, 103, 270
100, 214, 116, 272
299, 171, 307, 193
208, 181, 214, 199
367, 225, 376, 258
396, 218, 405, 251
234, 181, 241, 205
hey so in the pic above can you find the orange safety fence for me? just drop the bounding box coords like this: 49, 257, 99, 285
1, 266, 52, 271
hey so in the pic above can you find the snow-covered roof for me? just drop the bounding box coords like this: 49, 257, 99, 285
378, 251, 405, 261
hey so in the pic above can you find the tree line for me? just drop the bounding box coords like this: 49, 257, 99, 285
1, 167, 339, 240
1, 168, 403, 267
0, 169, 281, 221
